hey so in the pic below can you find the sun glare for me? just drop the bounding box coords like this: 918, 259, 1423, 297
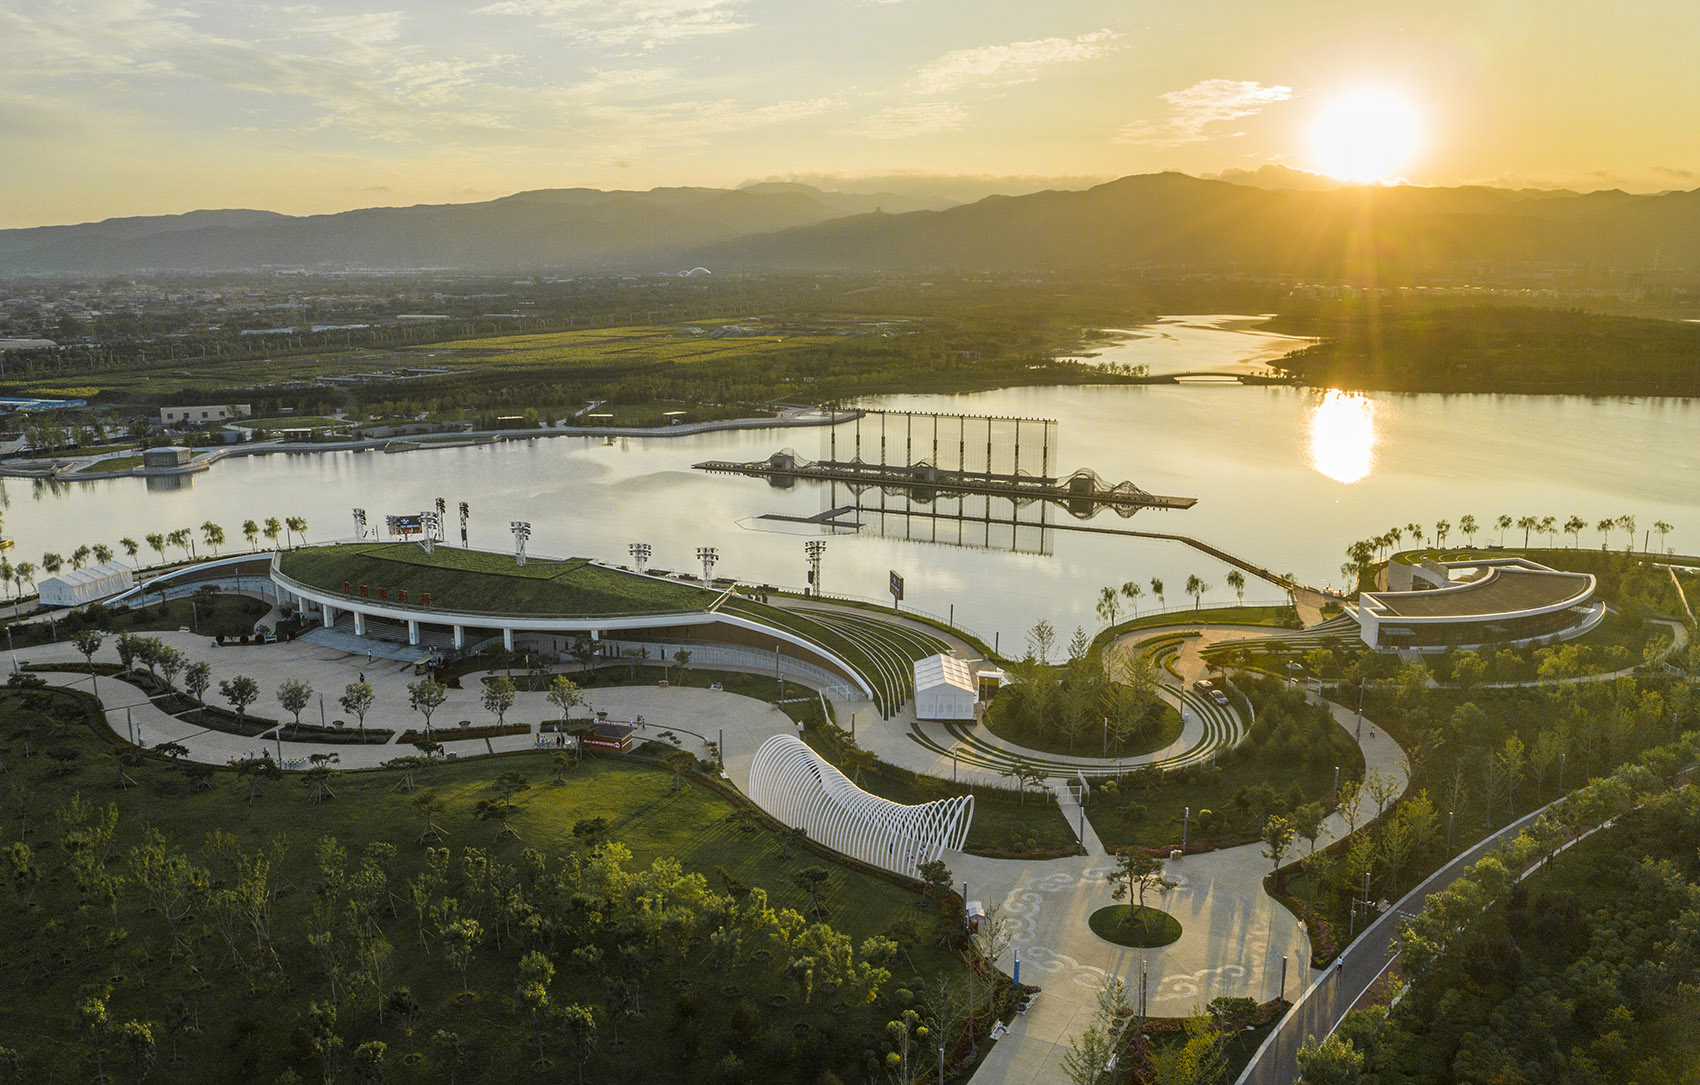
1308, 389, 1377, 483
1307, 88, 1422, 183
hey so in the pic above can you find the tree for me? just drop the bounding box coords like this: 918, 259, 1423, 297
1516, 515, 1538, 548
442, 917, 481, 993
1617, 513, 1637, 550
262, 518, 281, 549
1563, 515, 1586, 547
166, 528, 194, 561
340, 681, 375, 736
1026, 619, 1056, 663
70, 544, 91, 571
1185, 574, 1213, 612
72, 629, 104, 697
670, 648, 691, 684
13, 561, 33, 597
184, 661, 212, 710
793, 866, 831, 917
1295, 1033, 1364, 1084
1226, 569, 1246, 605
481, 676, 516, 728
200, 521, 224, 556
1110, 847, 1171, 912
408, 678, 448, 735
1458, 513, 1478, 545
276, 678, 312, 732
561, 1003, 597, 1085
242, 520, 260, 549
1597, 517, 1615, 549
1654, 519, 1674, 552
41, 552, 62, 576
517, 950, 555, 1068
1434, 519, 1450, 547
1293, 801, 1327, 854
1495, 514, 1513, 544
145, 533, 167, 564
1119, 580, 1143, 615
120, 537, 140, 565
285, 515, 308, 548
92, 543, 113, 565
429, 1030, 466, 1085
351, 1040, 386, 1085
217, 676, 260, 729
916, 859, 953, 900
1095, 585, 1122, 630
1149, 577, 1165, 609
1262, 814, 1296, 870
1060, 1020, 1115, 1085
236, 756, 280, 803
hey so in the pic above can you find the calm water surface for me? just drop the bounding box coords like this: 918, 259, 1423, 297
9, 319, 1696, 651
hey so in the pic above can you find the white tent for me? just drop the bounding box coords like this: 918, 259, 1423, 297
913, 653, 979, 720
38, 561, 134, 607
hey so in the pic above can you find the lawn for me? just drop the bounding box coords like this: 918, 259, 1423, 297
0, 684, 978, 1084
6, 593, 271, 650
277, 541, 712, 617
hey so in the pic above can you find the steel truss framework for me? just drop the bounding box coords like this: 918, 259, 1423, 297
747, 735, 973, 880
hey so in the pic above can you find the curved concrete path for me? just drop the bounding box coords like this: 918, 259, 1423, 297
16, 615, 1404, 1085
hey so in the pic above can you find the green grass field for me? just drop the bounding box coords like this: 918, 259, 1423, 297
0, 684, 975, 1084
278, 542, 712, 617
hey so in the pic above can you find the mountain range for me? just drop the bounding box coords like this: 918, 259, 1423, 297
3, 174, 1697, 277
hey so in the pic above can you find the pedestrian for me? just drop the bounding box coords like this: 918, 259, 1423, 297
358, 671, 364, 683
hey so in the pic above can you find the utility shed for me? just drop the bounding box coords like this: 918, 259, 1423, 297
914, 653, 979, 721
38, 561, 134, 607
142, 446, 191, 469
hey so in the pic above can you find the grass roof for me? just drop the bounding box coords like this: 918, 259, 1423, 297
277, 542, 713, 618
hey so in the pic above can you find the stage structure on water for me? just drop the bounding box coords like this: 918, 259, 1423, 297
694, 409, 1196, 555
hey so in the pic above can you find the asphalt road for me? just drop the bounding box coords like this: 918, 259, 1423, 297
1236, 801, 1556, 1085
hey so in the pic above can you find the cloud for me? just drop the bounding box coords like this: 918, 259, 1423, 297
1114, 79, 1292, 148
911, 29, 1120, 95
1651, 165, 1696, 180
850, 102, 967, 140
472, 0, 750, 49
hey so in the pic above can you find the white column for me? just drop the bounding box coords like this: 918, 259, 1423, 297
408, 620, 420, 646
590, 629, 600, 641
503, 627, 515, 651
453, 625, 466, 649
353, 611, 365, 636
322, 604, 335, 628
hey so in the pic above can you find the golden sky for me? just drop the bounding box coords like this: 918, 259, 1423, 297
2, 0, 1697, 226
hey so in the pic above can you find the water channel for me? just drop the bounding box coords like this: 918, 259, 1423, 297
8, 316, 1696, 652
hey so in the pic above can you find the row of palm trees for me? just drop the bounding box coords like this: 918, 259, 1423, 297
1093, 569, 1251, 629
0, 515, 309, 599
1345, 514, 1678, 582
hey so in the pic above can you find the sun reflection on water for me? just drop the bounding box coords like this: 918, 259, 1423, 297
1308, 389, 1377, 483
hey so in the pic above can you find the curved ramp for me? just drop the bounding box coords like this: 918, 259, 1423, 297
747, 734, 972, 879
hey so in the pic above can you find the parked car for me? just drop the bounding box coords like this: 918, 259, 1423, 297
1210, 689, 1230, 707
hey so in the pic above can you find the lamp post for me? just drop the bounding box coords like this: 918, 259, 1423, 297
1181, 806, 1190, 852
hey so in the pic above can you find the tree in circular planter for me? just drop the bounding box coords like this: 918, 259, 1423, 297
1091, 847, 1182, 948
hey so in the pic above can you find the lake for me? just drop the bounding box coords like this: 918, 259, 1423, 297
8, 317, 1695, 653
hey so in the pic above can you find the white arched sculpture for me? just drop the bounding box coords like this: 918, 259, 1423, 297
748, 734, 973, 879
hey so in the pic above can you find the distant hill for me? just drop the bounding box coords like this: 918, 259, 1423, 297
699, 172, 1700, 277
0, 185, 938, 275
5, 173, 1699, 276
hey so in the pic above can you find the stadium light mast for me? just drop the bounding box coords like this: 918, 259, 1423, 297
805, 539, 826, 596
420, 510, 440, 554
511, 521, 532, 566
459, 502, 470, 546
696, 546, 718, 589
352, 508, 367, 541
629, 542, 652, 573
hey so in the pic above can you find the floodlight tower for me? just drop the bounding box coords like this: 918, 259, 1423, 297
629, 542, 653, 573
805, 539, 826, 595
511, 521, 532, 566
459, 502, 470, 546
352, 508, 367, 541
696, 546, 718, 588
420, 510, 440, 554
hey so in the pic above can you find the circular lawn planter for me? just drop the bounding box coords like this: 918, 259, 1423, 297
1088, 904, 1182, 948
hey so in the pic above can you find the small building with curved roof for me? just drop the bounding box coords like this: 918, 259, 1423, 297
1357, 554, 1601, 652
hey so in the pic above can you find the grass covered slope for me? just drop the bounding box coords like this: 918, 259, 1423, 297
277, 542, 712, 616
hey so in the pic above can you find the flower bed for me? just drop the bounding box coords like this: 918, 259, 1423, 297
397, 722, 530, 743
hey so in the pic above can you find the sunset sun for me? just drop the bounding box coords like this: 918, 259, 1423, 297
1307, 87, 1423, 183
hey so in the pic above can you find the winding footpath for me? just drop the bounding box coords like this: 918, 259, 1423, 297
14, 612, 1404, 1085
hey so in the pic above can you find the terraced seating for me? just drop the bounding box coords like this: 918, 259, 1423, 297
909, 686, 1247, 782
